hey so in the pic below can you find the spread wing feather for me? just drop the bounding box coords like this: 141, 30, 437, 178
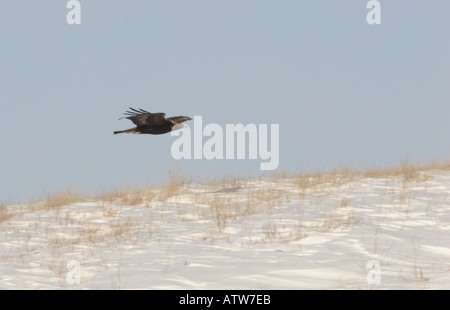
120, 107, 167, 126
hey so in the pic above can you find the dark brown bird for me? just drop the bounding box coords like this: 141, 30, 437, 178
114, 108, 191, 135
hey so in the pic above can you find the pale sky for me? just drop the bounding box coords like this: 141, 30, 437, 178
1, 1, 449, 203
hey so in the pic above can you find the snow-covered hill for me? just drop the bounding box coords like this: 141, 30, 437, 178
1, 169, 449, 289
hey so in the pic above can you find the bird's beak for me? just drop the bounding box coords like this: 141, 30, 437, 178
173, 123, 188, 131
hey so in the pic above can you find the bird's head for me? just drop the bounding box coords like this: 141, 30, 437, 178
170, 116, 191, 131
172, 122, 189, 131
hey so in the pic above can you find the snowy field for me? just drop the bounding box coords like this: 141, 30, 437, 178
0, 168, 449, 289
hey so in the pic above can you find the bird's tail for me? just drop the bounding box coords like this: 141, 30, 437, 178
113, 128, 140, 135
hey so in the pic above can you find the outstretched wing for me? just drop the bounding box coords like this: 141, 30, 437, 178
121, 107, 167, 126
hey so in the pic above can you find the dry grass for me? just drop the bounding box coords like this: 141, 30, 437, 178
0, 206, 12, 224
317, 198, 360, 233
158, 169, 191, 201
1, 158, 448, 243
5, 158, 447, 213
44, 187, 87, 209
25, 187, 88, 212
411, 238, 428, 289
192, 185, 290, 232
290, 166, 357, 191
98, 186, 155, 206
363, 159, 450, 182
319, 211, 360, 233
282, 158, 450, 196
0, 158, 448, 288
1, 158, 447, 229
262, 218, 306, 244
197, 193, 253, 231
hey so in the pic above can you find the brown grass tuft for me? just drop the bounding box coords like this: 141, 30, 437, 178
0, 206, 12, 224
159, 169, 191, 201
44, 187, 87, 209
364, 158, 450, 182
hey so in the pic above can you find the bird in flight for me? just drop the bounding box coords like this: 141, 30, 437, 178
114, 107, 192, 135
